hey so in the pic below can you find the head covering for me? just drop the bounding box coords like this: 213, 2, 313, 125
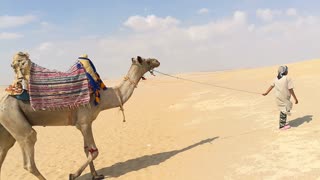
277, 65, 288, 79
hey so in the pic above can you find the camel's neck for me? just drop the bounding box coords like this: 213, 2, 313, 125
118, 64, 144, 103
99, 64, 145, 110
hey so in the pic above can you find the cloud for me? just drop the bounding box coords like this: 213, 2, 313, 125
0, 32, 23, 39
197, 8, 209, 15
37, 42, 54, 51
233, 11, 247, 24
123, 15, 180, 32
187, 11, 247, 40
286, 8, 297, 16
256, 9, 281, 21
0, 15, 37, 29
2, 9, 320, 85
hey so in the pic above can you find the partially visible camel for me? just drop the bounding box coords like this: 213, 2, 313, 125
0, 56, 160, 180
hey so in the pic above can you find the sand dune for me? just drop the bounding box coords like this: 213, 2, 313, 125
2, 59, 320, 180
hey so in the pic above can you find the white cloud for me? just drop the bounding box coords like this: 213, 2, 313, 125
123, 15, 180, 32
233, 11, 247, 24
37, 42, 54, 51
2, 9, 320, 85
187, 11, 247, 40
41, 21, 49, 26
256, 9, 281, 21
0, 32, 23, 39
0, 15, 37, 29
295, 16, 318, 27
197, 8, 209, 15
286, 8, 297, 16
248, 24, 255, 32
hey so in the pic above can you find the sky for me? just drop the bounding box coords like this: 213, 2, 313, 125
1, 0, 320, 85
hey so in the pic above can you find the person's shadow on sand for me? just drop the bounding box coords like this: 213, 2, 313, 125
77, 137, 219, 180
288, 115, 313, 127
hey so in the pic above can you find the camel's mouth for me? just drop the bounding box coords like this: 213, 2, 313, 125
141, 59, 160, 79
150, 59, 160, 69
154, 60, 160, 68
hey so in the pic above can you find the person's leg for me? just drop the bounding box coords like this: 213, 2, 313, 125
279, 111, 287, 128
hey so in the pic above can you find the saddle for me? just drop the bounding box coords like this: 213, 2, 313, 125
5, 52, 107, 110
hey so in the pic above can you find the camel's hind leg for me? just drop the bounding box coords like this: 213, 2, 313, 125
0, 111, 45, 180
0, 124, 16, 179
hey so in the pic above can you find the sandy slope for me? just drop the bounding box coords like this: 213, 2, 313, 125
2, 59, 320, 180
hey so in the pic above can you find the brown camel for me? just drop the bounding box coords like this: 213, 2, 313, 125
0, 56, 160, 180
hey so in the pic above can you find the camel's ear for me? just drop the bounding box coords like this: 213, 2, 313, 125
131, 57, 135, 63
137, 56, 143, 64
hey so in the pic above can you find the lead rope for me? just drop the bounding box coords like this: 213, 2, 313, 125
115, 88, 126, 122
152, 70, 261, 95
115, 75, 140, 122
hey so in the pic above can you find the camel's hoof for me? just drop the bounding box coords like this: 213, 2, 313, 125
92, 174, 105, 180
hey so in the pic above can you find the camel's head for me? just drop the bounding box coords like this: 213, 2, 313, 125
11, 52, 31, 79
131, 56, 160, 74
12, 52, 30, 67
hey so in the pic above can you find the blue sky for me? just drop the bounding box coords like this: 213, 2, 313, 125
1, 0, 320, 85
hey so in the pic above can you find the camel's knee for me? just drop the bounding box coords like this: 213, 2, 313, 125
85, 147, 99, 158
19, 129, 37, 145
88, 148, 99, 160
27, 129, 37, 143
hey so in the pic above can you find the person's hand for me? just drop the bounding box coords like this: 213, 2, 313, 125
262, 93, 268, 96
295, 99, 299, 104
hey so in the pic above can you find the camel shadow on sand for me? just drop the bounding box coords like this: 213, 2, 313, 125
288, 115, 313, 127
78, 137, 219, 180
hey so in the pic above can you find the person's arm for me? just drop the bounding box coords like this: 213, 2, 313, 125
262, 86, 274, 96
289, 89, 298, 104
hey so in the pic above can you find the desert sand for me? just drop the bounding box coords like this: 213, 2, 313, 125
2, 59, 320, 180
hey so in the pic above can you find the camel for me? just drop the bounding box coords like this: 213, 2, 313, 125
0, 56, 160, 180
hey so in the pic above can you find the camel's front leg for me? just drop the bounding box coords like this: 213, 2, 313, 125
69, 124, 103, 180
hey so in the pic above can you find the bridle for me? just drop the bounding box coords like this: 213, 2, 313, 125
123, 61, 156, 88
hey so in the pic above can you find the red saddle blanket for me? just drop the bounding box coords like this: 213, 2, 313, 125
28, 62, 90, 110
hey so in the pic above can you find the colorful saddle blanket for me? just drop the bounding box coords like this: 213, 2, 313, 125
78, 57, 107, 105
28, 62, 90, 110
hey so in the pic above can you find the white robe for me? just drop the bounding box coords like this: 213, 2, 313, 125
271, 76, 294, 113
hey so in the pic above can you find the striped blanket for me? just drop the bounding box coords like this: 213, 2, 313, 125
29, 62, 90, 110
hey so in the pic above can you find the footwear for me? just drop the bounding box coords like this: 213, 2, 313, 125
280, 125, 291, 130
